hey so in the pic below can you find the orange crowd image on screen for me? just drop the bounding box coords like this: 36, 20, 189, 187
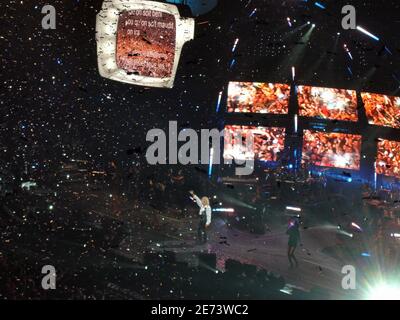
226, 82, 400, 130
116, 11, 176, 78
361, 93, 400, 129
223, 125, 286, 162
227, 82, 290, 114
298, 86, 358, 122
376, 139, 400, 178
302, 130, 362, 170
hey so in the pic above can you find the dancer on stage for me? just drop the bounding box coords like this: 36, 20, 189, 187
189, 190, 212, 244
287, 218, 301, 268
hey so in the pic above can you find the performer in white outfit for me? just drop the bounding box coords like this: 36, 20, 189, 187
189, 191, 211, 243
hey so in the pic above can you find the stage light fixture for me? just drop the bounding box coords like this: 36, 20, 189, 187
366, 283, 400, 300
212, 208, 235, 212
286, 206, 302, 212
351, 222, 362, 232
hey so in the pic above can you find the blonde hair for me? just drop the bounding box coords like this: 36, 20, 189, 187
201, 196, 210, 206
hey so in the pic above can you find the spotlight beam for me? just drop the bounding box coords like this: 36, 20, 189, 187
356, 26, 380, 41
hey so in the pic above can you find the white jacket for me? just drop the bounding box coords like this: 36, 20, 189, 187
193, 195, 211, 225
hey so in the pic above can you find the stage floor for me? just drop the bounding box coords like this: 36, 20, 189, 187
119, 216, 354, 299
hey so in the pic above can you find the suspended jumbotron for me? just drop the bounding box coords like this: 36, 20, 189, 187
96, 0, 195, 88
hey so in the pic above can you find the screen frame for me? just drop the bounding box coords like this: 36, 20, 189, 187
96, 0, 195, 88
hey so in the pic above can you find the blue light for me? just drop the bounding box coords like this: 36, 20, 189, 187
208, 148, 214, 178
361, 252, 371, 257
213, 208, 235, 212
385, 46, 393, 55
347, 67, 353, 76
249, 8, 257, 18
215, 91, 223, 113
165, 0, 218, 16
314, 2, 326, 9
392, 74, 400, 84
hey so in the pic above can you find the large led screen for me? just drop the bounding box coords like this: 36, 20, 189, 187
227, 82, 290, 114
116, 10, 176, 78
376, 139, 400, 178
224, 125, 285, 162
298, 86, 358, 122
361, 92, 400, 129
302, 130, 362, 170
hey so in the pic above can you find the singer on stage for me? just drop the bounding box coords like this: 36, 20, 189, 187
189, 190, 212, 244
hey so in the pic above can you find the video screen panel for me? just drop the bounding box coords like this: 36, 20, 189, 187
376, 139, 400, 178
116, 10, 176, 78
227, 82, 290, 114
224, 125, 285, 162
361, 93, 400, 129
297, 86, 358, 122
302, 130, 362, 170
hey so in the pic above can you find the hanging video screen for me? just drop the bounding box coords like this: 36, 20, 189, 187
302, 130, 362, 170
297, 86, 358, 122
227, 82, 290, 114
223, 125, 285, 162
116, 10, 176, 78
376, 139, 400, 178
361, 92, 400, 129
